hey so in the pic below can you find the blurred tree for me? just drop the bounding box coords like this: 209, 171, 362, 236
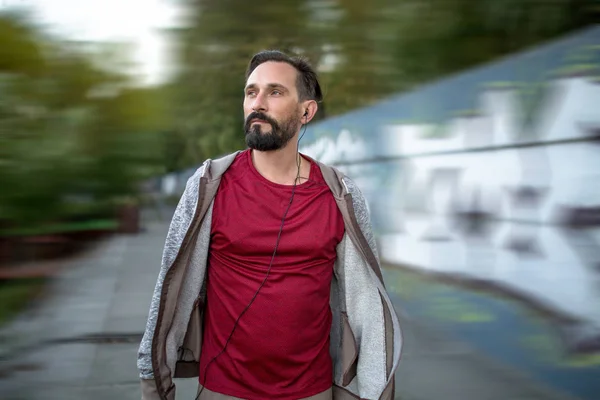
317, 0, 406, 114
389, 0, 600, 87
169, 0, 598, 165
0, 11, 166, 229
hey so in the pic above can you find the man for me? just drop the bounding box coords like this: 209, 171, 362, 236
137, 50, 402, 400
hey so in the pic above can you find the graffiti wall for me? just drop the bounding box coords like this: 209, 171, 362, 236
301, 26, 600, 400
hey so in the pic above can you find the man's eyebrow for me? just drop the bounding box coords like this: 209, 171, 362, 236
244, 83, 289, 92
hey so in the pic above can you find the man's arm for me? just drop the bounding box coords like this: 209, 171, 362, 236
137, 165, 206, 398
343, 175, 399, 399
342, 176, 380, 263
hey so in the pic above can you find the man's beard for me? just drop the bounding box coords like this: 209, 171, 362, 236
244, 111, 300, 151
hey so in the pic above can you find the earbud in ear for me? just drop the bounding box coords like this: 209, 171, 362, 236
303, 110, 308, 117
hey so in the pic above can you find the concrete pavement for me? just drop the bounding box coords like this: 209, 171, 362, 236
0, 217, 200, 400
0, 214, 581, 400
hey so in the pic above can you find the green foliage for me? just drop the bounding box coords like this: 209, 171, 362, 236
390, 0, 599, 87
0, 278, 45, 326
2, 1, 597, 228
0, 12, 167, 229
170, 0, 598, 165
0, 219, 118, 237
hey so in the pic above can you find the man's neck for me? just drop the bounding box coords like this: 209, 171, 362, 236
250, 144, 310, 186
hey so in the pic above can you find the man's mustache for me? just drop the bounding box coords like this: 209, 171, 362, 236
245, 112, 278, 130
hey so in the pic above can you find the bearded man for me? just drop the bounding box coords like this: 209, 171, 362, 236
138, 50, 402, 400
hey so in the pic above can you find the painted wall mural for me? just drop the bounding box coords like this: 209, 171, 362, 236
301, 26, 600, 400
372, 76, 600, 329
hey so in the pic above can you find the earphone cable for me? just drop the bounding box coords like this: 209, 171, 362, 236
195, 123, 308, 399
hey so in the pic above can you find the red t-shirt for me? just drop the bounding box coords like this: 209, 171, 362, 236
199, 149, 345, 399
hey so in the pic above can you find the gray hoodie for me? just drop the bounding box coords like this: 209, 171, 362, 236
137, 151, 402, 400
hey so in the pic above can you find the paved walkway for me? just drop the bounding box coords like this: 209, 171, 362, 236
0, 214, 580, 400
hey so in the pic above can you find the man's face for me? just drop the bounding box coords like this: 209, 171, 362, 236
243, 61, 303, 151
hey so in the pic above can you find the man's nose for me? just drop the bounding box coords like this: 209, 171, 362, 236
251, 93, 267, 112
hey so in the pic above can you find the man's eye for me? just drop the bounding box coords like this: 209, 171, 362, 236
246, 91, 256, 96
271, 90, 281, 95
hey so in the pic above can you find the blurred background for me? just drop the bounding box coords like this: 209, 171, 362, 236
1, 0, 600, 399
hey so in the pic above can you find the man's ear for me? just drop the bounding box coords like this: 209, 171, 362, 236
301, 100, 318, 124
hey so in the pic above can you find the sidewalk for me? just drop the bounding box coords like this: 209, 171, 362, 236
0, 215, 580, 400
395, 316, 580, 400
0, 218, 200, 400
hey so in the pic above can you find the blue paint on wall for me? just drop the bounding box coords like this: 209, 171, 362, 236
305, 25, 600, 159
383, 268, 600, 400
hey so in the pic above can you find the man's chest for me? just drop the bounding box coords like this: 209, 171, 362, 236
210, 181, 345, 265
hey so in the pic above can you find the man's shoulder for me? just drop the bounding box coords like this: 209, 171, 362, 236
188, 150, 245, 182
211, 149, 246, 164
313, 160, 365, 198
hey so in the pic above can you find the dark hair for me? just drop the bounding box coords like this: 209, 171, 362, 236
246, 50, 323, 103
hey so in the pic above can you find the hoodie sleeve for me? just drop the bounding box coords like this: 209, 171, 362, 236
341, 175, 400, 399
341, 176, 380, 264
137, 164, 205, 380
